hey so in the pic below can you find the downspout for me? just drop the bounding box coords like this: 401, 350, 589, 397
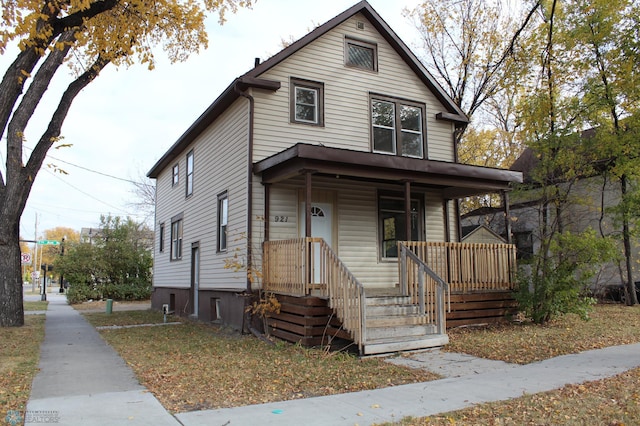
234, 84, 254, 294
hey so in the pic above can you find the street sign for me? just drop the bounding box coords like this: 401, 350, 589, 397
21, 253, 32, 264
31, 271, 40, 279
37, 240, 60, 245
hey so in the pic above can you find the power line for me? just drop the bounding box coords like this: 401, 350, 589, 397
44, 168, 130, 214
23, 144, 140, 184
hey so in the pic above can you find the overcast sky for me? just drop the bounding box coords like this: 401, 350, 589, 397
4, 0, 424, 239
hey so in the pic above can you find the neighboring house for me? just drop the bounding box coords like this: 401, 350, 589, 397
147, 1, 522, 354
462, 147, 639, 292
461, 225, 507, 245
80, 227, 105, 245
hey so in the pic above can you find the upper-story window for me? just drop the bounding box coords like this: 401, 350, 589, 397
172, 164, 179, 186
186, 150, 194, 197
371, 96, 425, 159
290, 78, 324, 126
345, 37, 377, 71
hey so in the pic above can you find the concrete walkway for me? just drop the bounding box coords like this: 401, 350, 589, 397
25, 294, 177, 426
26, 294, 640, 426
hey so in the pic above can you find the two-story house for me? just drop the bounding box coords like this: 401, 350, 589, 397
148, 1, 522, 354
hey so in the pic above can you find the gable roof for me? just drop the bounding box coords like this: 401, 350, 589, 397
148, 1, 468, 178
461, 224, 507, 243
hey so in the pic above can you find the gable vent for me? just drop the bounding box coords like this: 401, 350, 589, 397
356, 21, 365, 30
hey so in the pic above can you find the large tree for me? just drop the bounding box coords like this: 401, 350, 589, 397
0, 0, 254, 326
566, 0, 640, 305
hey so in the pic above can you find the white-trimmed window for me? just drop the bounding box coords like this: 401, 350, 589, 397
170, 214, 183, 260
186, 150, 194, 197
290, 78, 324, 126
217, 192, 228, 252
345, 37, 377, 71
372, 97, 425, 158
379, 194, 422, 259
172, 164, 179, 186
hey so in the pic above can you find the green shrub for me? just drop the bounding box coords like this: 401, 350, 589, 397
516, 229, 617, 323
66, 284, 101, 304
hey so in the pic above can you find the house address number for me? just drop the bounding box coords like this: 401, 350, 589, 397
274, 216, 289, 222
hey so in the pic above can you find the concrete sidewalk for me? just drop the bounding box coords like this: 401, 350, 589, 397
26, 294, 640, 426
177, 343, 640, 426
25, 294, 178, 426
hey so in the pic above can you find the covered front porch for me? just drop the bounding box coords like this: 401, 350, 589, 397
253, 144, 522, 354
263, 237, 516, 355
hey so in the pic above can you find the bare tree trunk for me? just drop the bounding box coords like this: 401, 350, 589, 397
0, 214, 24, 326
621, 175, 638, 305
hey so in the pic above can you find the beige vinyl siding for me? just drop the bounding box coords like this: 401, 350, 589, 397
448, 200, 459, 242
153, 99, 250, 291
251, 12, 455, 163
153, 165, 190, 288
425, 189, 446, 242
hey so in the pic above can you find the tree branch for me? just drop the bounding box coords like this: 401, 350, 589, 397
18, 56, 111, 217
6, 31, 77, 183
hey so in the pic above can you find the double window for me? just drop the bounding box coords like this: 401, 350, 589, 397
170, 214, 183, 261
290, 78, 324, 126
372, 97, 425, 158
186, 150, 194, 197
217, 192, 228, 252
379, 193, 422, 259
345, 37, 377, 71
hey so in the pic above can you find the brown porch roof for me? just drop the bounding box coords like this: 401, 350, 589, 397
253, 144, 523, 199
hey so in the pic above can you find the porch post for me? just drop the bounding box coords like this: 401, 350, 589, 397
502, 191, 512, 245
404, 180, 412, 242
304, 170, 313, 291
263, 183, 271, 241
305, 171, 312, 238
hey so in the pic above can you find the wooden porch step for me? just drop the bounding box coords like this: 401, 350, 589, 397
366, 296, 412, 306
366, 304, 421, 317
366, 315, 432, 328
366, 323, 437, 340
362, 334, 448, 355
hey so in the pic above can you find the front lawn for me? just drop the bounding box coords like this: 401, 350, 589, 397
84, 312, 438, 413
0, 316, 46, 419
445, 304, 640, 364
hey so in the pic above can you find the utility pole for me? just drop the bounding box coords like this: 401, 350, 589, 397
32, 214, 38, 293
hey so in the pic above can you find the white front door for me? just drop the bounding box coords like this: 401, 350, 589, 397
300, 202, 333, 283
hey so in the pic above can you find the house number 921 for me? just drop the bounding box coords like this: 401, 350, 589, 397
274, 216, 289, 222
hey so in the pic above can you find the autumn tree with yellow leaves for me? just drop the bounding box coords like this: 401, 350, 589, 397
0, 0, 254, 327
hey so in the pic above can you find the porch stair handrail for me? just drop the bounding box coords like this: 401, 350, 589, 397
263, 237, 366, 353
315, 238, 367, 353
399, 242, 450, 335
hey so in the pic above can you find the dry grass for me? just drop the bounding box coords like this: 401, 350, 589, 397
0, 316, 46, 418
84, 313, 438, 413
445, 304, 640, 364
23, 301, 48, 311
71, 300, 151, 311
84, 309, 171, 327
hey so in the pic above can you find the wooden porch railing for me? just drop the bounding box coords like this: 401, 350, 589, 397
400, 241, 517, 293
399, 243, 449, 335
263, 238, 366, 352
